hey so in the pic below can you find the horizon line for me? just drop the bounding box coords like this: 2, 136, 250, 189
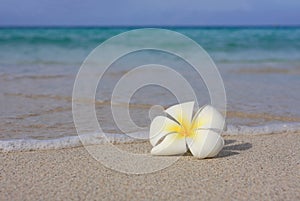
0, 24, 300, 29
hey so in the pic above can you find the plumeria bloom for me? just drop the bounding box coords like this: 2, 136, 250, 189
149, 102, 226, 159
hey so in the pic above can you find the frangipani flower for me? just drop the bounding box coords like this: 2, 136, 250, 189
149, 102, 226, 159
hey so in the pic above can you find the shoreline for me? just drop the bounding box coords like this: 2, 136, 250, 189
1, 122, 300, 152
1, 132, 299, 200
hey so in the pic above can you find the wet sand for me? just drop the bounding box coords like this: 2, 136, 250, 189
0, 132, 299, 200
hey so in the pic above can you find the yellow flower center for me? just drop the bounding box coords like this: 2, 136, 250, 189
179, 121, 194, 138
166, 113, 203, 139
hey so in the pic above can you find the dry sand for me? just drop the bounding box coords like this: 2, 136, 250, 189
0, 133, 299, 200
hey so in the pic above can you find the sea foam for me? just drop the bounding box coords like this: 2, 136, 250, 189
1, 123, 300, 152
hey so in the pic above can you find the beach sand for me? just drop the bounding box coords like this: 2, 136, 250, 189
0, 132, 299, 200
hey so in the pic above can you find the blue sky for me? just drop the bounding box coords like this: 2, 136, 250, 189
1, 0, 300, 26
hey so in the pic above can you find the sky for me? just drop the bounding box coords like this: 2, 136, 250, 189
0, 0, 300, 26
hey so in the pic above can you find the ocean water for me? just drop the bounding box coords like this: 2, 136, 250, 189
1, 27, 300, 151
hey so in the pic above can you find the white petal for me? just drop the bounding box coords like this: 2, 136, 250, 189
192, 105, 226, 131
165, 101, 194, 125
149, 116, 181, 146
151, 133, 187, 155
186, 130, 224, 159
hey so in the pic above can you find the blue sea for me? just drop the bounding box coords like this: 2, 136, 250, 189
1, 27, 300, 151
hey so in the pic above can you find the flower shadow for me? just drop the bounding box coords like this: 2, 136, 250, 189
217, 139, 252, 158
182, 139, 252, 158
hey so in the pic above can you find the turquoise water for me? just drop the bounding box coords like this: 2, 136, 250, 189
0, 27, 300, 151
1, 27, 300, 68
